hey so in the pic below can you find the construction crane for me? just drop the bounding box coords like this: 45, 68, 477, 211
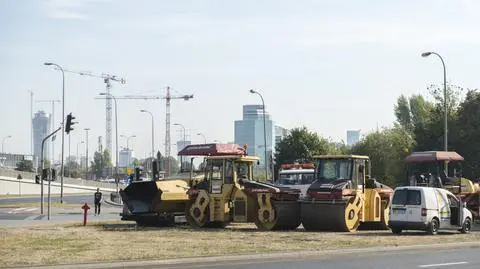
60, 68, 126, 162
110, 86, 194, 176
36, 99, 61, 164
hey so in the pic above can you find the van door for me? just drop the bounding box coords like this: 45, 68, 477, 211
434, 189, 451, 227
447, 193, 460, 227
391, 189, 408, 221
405, 189, 422, 221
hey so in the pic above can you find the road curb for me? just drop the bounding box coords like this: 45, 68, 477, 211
6, 241, 480, 269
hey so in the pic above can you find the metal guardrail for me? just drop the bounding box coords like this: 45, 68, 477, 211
0, 168, 118, 190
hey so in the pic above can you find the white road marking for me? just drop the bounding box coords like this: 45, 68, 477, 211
7, 207, 37, 214
419, 261, 468, 268
24, 208, 36, 212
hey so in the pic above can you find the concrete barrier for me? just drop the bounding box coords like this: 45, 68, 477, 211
0, 176, 116, 195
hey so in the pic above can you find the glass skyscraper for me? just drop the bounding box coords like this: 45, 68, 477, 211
234, 105, 274, 168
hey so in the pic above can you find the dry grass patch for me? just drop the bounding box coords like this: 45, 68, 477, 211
1, 222, 480, 267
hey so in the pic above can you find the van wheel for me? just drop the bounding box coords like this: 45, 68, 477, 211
391, 227, 402, 235
427, 218, 439, 235
460, 218, 472, 234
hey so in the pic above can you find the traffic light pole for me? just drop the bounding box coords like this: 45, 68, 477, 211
40, 125, 62, 216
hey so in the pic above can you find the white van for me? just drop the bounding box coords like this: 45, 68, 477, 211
389, 186, 472, 235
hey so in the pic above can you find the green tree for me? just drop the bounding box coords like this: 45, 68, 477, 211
64, 160, 81, 178
452, 90, 480, 179
274, 126, 332, 165
15, 160, 34, 172
351, 127, 415, 187
90, 149, 112, 178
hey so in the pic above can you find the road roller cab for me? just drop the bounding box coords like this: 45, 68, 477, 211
300, 155, 393, 232
181, 143, 302, 230
404, 151, 480, 221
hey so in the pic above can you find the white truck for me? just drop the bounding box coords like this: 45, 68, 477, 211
389, 186, 472, 235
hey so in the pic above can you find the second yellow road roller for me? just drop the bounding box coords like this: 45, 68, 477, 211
180, 143, 302, 230
300, 155, 393, 232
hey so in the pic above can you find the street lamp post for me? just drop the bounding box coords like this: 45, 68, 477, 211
197, 133, 207, 144
173, 123, 186, 171
250, 89, 269, 181
84, 128, 90, 180
120, 135, 136, 150
2, 135, 12, 153
140, 110, 155, 157
100, 93, 119, 193
422, 51, 448, 173
43, 62, 66, 203
76, 141, 84, 165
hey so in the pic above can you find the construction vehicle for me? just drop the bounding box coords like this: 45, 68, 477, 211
300, 155, 393, 232
119, 155, 204, 226
276, 163, 315, 197
404, 151, 480, 221
181, 143, 302, 230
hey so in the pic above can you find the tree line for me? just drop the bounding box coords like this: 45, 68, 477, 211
274, 86, 480, 187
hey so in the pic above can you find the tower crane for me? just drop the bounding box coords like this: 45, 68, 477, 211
106, 86, 193, 176
36, 99, 61, 163
60, 68, 126, 162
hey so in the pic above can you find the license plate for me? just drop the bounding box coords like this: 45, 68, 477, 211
393, 209, 405, 214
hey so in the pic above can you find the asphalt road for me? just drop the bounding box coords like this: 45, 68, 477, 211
140, 247, 479, 269
0, 194, 95, 204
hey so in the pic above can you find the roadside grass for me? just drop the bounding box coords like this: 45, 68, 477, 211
2, 222, 480, 267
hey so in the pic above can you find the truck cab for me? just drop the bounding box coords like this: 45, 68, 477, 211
389, 186, 472, 235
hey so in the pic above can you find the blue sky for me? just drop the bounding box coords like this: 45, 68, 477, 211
1, 0, 480, 161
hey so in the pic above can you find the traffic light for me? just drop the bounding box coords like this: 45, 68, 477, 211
65, 113, 76, 134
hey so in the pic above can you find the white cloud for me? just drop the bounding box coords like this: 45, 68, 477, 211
42, 0, 111, 20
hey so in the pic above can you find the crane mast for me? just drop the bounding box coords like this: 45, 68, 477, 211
62, 68, 126, 163
109, 87, 193, 176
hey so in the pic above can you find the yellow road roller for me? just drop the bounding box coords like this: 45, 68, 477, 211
180, 143, 302, 230
300, 155, 393, 232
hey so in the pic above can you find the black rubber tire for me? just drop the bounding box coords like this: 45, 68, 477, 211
460, 217, 472, 234
427, 218, 439, 235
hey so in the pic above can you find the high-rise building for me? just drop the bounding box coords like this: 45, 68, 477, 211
346, 130, 361, 146
234, 105, 274, 168
274, 125, 289, 146
119, 149, 134, 168
32, 110, 51, 166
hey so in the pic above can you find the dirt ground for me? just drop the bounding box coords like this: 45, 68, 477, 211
1, 221, 480, 267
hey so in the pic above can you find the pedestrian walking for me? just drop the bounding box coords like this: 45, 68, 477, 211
94, 188, 102, 216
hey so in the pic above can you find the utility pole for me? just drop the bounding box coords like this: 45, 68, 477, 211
84, 128, 90, 180
29, 91, 34, 157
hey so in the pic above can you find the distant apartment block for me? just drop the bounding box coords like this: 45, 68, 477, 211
119, 149, 134, 168
346, 130, 361, 146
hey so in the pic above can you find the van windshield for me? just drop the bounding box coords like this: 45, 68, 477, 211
392, 189, 421, 205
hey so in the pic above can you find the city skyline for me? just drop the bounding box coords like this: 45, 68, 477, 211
2, 1, 480, 161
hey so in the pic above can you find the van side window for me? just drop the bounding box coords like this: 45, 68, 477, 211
447, 194, 458, 207
406, 190, 421, 205
392, 189, 407, 205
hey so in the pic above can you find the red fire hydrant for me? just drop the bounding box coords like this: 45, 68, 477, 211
81, 203, 90, 226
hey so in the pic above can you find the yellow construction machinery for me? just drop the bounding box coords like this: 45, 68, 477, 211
181, 143, 302, 230
300, 155, 393, 232
404, 151, 480, 221
120, 156, 204, 226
